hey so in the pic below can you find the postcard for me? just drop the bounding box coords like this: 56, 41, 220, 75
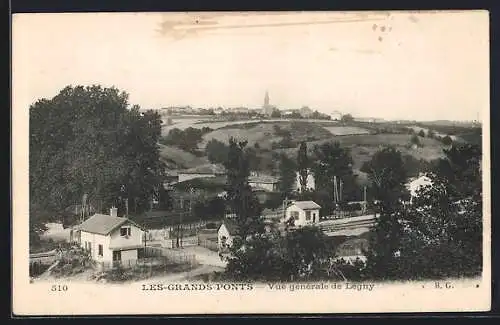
12, 10, 490, 315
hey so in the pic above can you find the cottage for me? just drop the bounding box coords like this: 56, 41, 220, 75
217, 219, 240, 252
284, 201, 321, 227
75, 208, 145, 267
248, 175, 280, 192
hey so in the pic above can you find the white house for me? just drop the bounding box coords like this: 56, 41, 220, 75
295, 170, 315, 192
406, 174, 433, 203
217, 219, 240, 252
284, 201, 321, 227
75, 207, 145, 267
330, 111, 343, 121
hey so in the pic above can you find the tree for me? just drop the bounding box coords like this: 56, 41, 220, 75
225, 226, 336, 281
441, 135, 453, 146
410, 134, 422, 147
364, 143, 482, 280
297, 141, 309, 192
361, 147, 408, 279
361, 146, 408, 211
283, 226, 334, 279
310, 142, 358, 207
205, 139, 229, 164
418, 130, 426, 137
271, 109, 281, 118
29, 85, 167, 239
278, 153, 297, 196
245, 147, 261, 172
395, 176, 482, 279
433, 143, 481, 200
341, 114, 354, 123
223, 137, 264, 239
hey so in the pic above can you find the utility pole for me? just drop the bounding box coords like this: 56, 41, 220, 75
125, 198, 129, 218
339, 179, 343, 202
283, 196, 288, 221
176, 196, 183, 248
363, 186, 367, 213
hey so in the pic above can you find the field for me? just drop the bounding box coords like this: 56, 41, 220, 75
161, 117, 216, 135
277, 133, 446, 170
323, 126, 371, 136
158, 144, 209, 169
159, 118, 475, 179
200, 121, 342, 149
163, 117, 341, 136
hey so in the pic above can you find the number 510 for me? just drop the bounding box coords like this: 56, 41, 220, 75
51, 284, 68, 292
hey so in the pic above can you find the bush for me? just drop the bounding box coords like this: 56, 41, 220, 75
410, 134, 422, 148
206, 222, 217, 229
441, 135, 453, 146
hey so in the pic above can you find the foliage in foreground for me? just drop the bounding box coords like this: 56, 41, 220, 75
222, 142, 482, 282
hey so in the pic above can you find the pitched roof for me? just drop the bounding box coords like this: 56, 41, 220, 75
248, 175, 279, 184
291, 201, 321, 210
180, 163, 226, 175
76, 214, 142, 235
220, 218, 240, 236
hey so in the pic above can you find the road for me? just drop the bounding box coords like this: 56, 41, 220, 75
132, 246, 227, 283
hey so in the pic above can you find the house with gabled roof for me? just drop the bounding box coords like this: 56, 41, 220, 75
284, 200, 321, 227
217, 218, 240, 252
75, 207, 145, 267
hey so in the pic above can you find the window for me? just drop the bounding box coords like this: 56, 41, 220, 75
98, 244, 103, 257
120, 227, 131, 237
291, 211, 299, 220
305, 211, 311, 220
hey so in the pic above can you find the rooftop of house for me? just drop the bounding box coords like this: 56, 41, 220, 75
289, 200, 321, 210
75, 214, 143, 236
406, 174, 433, 196
180, 163, 226, 175
248, 175, 279, 184
221, 218, 240, 236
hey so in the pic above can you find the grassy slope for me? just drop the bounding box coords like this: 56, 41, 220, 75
278, 133, 446, 170
162, 120, 471, 179
158, 143, 209, 169
200, 121, 336, 149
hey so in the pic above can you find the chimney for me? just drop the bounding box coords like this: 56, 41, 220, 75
110, 207, 118, 217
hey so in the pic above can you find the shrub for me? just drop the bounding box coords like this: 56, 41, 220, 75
206, 222, 217, 229
441, 135, 453, 146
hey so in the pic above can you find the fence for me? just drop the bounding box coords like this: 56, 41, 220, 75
199, 239, 219, 252
160, 237, 199, 249
144, 246, 197, 264
95, 248, 196, 272
322, 209, 375, 220
146, 220, 221, 241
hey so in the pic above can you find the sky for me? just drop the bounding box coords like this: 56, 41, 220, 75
13, 11, 489, 121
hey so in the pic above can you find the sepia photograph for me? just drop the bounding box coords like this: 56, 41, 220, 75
12, 11, 490, 315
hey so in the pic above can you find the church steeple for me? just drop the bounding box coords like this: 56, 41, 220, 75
264, 90, 270, 107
